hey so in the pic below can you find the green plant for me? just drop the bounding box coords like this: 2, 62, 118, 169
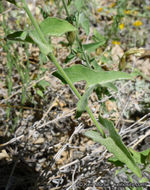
1, 2, 13, 119
110, 148, 150, 190
3, 0, 150, 185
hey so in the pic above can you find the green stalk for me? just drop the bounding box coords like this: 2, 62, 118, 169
21, 0, 105, 138
61, 0, 91, 68
76, 32, 91, 68
49, 53, 105, 137
47, 53, 81, 99
62, 0, 70, 18
86, 106, 105, 137
21, 0, 47, 45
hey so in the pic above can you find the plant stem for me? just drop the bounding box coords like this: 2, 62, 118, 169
76, 32, 91, 68
62, 0, 70, 18
22, 0, 105, 138
86, 106, 105, 137
21, 0, 47, 45
48, 53, 105, 137
61, 0, 91, 68
47, 53, 81, 100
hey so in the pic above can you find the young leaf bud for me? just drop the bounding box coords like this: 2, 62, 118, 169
66, 31, 76, 45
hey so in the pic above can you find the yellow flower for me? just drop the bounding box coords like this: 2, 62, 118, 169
97, 8, 103, 13
112, 41, 120, 45
119, 23, 124, 30
133, 20, 143, 27
124, 10, 131, 14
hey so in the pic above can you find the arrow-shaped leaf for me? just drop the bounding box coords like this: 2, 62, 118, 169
39, 17, 76, 36
99, 116, 141, 177
53, 64, 134, 87
83, 41, 106, 53
6, 30, 53, 55
6, 17, 76, 44
85, 130, 141, 178
79, 13, 90, 35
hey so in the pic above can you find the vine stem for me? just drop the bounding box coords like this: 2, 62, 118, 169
21, 0, 105, 138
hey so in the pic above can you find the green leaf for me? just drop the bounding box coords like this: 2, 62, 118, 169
93, 29, 107, 43
6, 30, 53, 55
129, 148, 143, 164
6, 31, 34, 43
39, 53, 48, 63
79, 13, 90, 35
67, 0, 72, 6
117, 0, 127, 16
91, 60, 104, 71
140, 148, 150, 157
37, 80, 49, 88
129, 148, 150, 165
6, 17, 76, 51
53, 64, 133, 87
36, 89, 44, 97
76, 83, 117, 117
85, 130, 141, 177
39, 17, 76, 36
99, 116, 141, 177
29, 31, 53, 55
108, 156, 125, 167
139, 177, 149, 183
65, 51, 76, 63
37, 80, 50, 90
74, 0, 84, 11
100, 55, 111, 64
39, 7, 49, 19
101, 82, 118, 92
7, 18, 76, 39
83, 42, 106, 53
